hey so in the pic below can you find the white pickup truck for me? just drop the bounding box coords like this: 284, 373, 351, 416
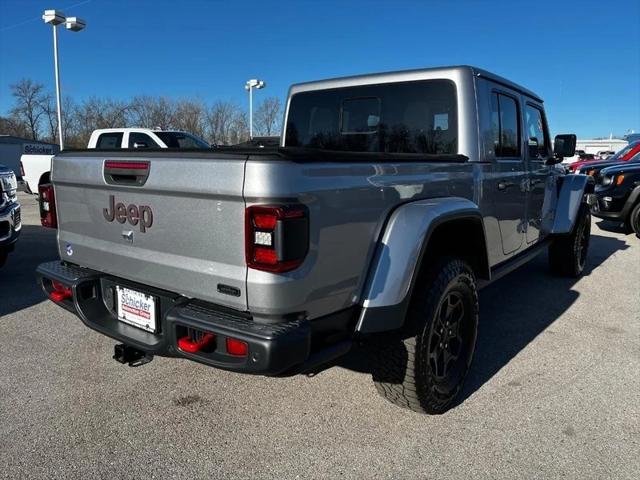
21, 128, 210, 195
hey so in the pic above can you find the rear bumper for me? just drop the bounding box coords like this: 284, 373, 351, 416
36, 261, 354, 375
0, 203, 21, 246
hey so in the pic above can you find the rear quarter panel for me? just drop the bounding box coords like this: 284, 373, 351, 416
244, 158, 481, 319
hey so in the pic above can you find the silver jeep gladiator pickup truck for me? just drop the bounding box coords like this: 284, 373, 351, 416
37, 66, 593, 414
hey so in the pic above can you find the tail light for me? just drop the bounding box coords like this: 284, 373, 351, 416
245, 205, 308, 272
38, 183, 57, 228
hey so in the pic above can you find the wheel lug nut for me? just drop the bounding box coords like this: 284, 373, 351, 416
445, 344, 448, 348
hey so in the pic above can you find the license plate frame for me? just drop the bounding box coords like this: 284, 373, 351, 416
116, 286, 157, 333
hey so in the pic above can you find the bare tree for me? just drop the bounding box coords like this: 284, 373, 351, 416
2, 77, 259, 146
230, 110, 250, 144
39, 94, 58, 143
205, 101, 242, 145
73, 97, 131, 144
0, 115, 29, 138
254, 97, 281, 136
61, 97, 83, 148
10, 79, 46, 140
129, 96, 175, 129
173, 100, 205, 138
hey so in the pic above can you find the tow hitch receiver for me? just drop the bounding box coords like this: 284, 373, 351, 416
113, 344, 153, 367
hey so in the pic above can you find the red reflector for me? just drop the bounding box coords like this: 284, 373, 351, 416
178, 333, 216, 353
226, 338, 248, 356
104, 161, 149, 170
49, 291, 70, 302
49, 281, 72, 302
253, 213, 277, 229
254, 247, 278, 265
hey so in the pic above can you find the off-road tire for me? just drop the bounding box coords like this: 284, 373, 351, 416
549, 203, 591, 277
629, 203, 640, 239
371, 257, 479, 414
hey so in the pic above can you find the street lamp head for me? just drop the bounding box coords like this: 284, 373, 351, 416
245, 79, 266, 90
42, 9, 66, 25
65, 17, 86, 32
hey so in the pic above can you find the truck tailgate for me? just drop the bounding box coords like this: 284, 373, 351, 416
52, 152, 248, 311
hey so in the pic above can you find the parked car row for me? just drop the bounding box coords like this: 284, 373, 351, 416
0, 163, 20, 267
567, 140, 640, 172
567, 143, 640, 238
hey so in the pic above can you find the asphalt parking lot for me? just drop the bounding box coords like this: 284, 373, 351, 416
1, 192, 638, 479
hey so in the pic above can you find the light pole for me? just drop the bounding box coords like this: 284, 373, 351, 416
42, 10, 86, 150
245, 79, 265, 139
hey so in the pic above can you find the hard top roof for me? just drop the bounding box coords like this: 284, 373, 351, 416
289, 65, 543, 103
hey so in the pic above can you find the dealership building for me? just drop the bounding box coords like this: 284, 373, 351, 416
575, 138, 628, 155
0, 135, 59, 180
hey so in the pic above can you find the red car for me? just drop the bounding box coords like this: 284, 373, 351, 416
568, 141, 640, 172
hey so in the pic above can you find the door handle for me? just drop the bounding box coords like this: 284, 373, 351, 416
498, 181, 515, 191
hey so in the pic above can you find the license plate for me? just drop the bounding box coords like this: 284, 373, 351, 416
116, 286, 157, 333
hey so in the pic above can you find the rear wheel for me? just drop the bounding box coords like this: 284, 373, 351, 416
549, 203, 591, 277
630, 203, 640, 239
371, 257, 478, 414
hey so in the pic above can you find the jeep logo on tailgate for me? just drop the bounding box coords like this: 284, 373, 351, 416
103, 195, 153, 232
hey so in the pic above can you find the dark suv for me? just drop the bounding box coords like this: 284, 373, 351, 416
592, 160, 640, 237
0, 164, 21, 266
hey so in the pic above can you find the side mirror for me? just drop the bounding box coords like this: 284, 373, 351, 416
553, 134, 576, 159
133, 142, 148, 149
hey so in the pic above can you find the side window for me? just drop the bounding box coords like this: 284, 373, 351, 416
525, 105, 550, 158
95, 132, 123, 149
129, 132, 160, 148
491, 93, 520, 158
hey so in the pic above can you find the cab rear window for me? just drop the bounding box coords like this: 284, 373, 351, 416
285, 79, 457, 154
96, 132, 123, 149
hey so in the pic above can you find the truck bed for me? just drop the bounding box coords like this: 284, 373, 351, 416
53, 148, 473, 319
